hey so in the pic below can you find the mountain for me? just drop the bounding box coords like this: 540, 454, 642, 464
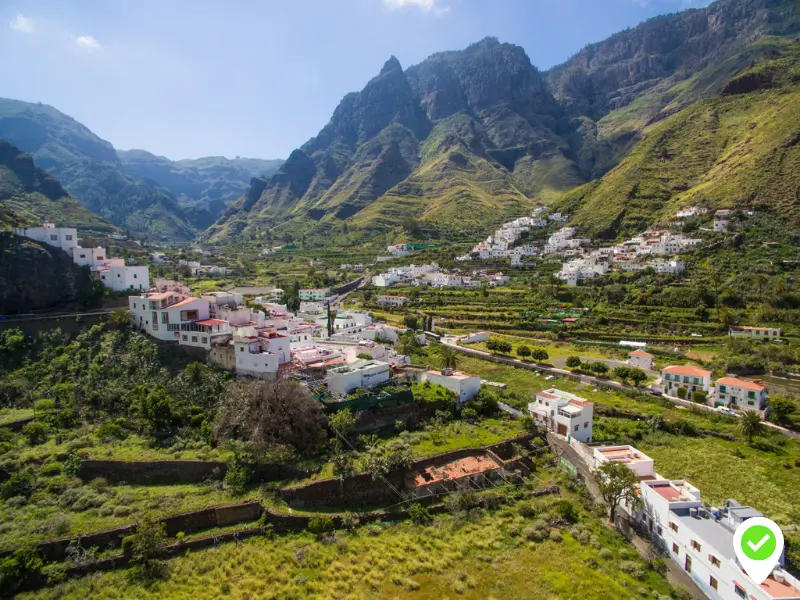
0, 139, 116, 235
0, 98, 197, 241
207, 39, 589, 243
209, 0, 800, 245
554, 40, 800, 238
117, 150, 283, 228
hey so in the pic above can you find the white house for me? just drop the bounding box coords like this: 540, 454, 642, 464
592, 445, 655, 479
527, 388, 594, 442
661, 365, 712, 396
14, 222, 79, 252
424, 369, 481, 406
178, 318, 232, 350
628, 349, 654, 371
378, 295, 409, 307
638, 483, 799, 600
728, 326, 781, 341
372, 273, 401, 287
715, 377, 768, 412
129, 293, 211, 343
359, 324, 402, 344
326, 360, 391, 396
98, 265, 150, 292
299, 288, 331, 301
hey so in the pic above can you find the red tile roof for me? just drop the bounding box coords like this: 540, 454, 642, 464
630, 349, 653, 357
170, 297, 201, 309
716, 377, 766, 392
662, 365, 711, 377
194, 319, 228, 326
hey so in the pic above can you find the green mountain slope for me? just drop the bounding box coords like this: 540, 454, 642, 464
555, 42, 800, 239
0, 98, 196, 241
0, 139, 116, 235
117, 149, 283, 228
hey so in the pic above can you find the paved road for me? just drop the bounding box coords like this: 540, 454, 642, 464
443, 336, 800, 440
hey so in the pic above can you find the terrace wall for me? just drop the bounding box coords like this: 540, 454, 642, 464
77, 460, 308, 484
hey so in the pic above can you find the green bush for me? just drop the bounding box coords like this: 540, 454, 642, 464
0, 470, 35, 500
620, 560, 646, 580
566, 356, 582, 369
408, 503, 433, 525
22, 421, 49, 446
676, 387, 688, 400
308, 516, 335, 536
516, 345, 532, 358
548, 529, 563, 542
551, 499, 578, 523
691, 391, 708, 404
0, 546, 43, 594
122, 516, 167, 578
224, 457, 253, 496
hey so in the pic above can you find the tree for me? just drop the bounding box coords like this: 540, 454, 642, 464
408, 503, 433, 525
531, 348, 549, 362
403, 314, 420, 331
588, 362, 609, 375
629, 368, 648, 387
0, 546, 43, 594
21, 422, 48, 446
613, 366, 631, 383
122, 516, 167, 579
767, 395, 797, 427
566, 356, 582, 369
486, 339, 500, 352
214, 377, 328, 453
329, 408, 356, 448
739, 410, 764, 444
397, 333, 421, 357
436, 344, 459, 371
498, 341, 513, 354
597, 461, 640, 524
516, 345, 532, 359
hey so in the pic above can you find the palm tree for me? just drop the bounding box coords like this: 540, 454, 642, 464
739, 410, 764, 444
436, 344, 459, 371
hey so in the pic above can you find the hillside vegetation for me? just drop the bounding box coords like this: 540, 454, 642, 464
556, 41, 800, 239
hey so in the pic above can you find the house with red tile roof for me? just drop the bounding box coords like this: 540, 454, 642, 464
715, 377, 768, 412
661, 365, 712, 396
629, 349, 654, 370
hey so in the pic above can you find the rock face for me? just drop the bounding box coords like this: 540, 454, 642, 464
0, 232, 94, 314
210, 0, 799, 244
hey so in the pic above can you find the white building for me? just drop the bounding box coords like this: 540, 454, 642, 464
359, 323, 402, 344
592, 445, 655, 479
715, 377, 768, 412
233, 331, 291, 379
326, 360, 391, 396
14, 222, 78, 252
424, 369, 481, 406
628, 349, 654, 371
728, 326, 781, 341
527, 388, 594, 442
676, 206, 707, 219
661, 365, 712, 396
299, 288, 331, 301
378, 295, 409, 307
98, 265, 150, 292
461, 332, 489, 345
129, 292, 211, 343
372, 273, 401, 287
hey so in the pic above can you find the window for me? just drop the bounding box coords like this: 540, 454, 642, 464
101, 275, 106, 280
80, 254, 86, 259
683, 376, 690, 383
748, 391, 756, 399
669, 522, 679, 533
202, 337, 208, 344
584, 422, 589, 429
574, 425, 579, 432
133, 303, 136, 309
182, 335, 188, 341
65, 235, 73, 240
709, 555, 720, 568
133, 274, 138, 279
672, 543, 679, 555
690, 540, 701, 552
747, 401, 754, 406
191, 336, 198, 343
710, 576, 718, 591
693, 378, 700, 385
734, 583, 746, 598
239, 347, 244, 352
50, 235, 58, 241
657, 526, 663, 536
117, 274, 121, 278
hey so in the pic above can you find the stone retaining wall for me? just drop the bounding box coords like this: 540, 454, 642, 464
77, 459, 308, 484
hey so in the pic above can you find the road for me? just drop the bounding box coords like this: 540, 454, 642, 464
442, 336, 800, 440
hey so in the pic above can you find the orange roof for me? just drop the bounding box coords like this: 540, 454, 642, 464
760, 575, 800, 598
170, 297, 200, 308
716, 377, 766, 392
538, 391, 559, 400
662, 365, 711, 377
194, 319, 227, 326
630, 349, 654, 357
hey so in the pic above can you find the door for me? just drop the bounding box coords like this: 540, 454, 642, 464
556, 423, 568, 436
684, 555, 692, 574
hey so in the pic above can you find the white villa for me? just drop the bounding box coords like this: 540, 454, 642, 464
728, 326, 781, 341
299, 288, 331, 302
424, 369, 481, 406
715, 377, 768, 412
325, 360, 391, 396
661, 365, 713, 396
528, 388, 594, 442
628, 349, 654, 371
377, 295, 409, 307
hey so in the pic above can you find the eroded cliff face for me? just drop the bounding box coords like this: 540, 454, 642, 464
0, 232, 95, 314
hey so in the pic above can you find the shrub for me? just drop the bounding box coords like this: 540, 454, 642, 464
224, 457, 253, 496
22, 422, 49, 446
122, 516, 167, 579
34, 399, 56, 413
676, 387, 688, 400
460, 407, 478, 422
97, 421, 126, 441
0, 471, 35, 500
39, 462, 63, 477
598, 548, 613, 560
516, 346, 532, 359
551, 499, 578, 523
0, 546, 43, 594
531, 349, 549, 362
548, 529, 563, 542
691, 391, 708, 404
620, 560, 646, 580
566, 356, 582, 369
308, 516, 335, 537
114, 506, 133, 517
408, 503, 433, 525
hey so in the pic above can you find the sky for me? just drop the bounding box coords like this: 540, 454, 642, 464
1, 0, 712, 161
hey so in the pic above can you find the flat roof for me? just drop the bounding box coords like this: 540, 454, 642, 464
672, 509, 735, 560
427, 370, 477, 380
759, 575, 800, 598
597, 446, 652, 463
194, 319, 228, 326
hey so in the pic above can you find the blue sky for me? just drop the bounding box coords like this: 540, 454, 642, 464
1, 0, 711, 160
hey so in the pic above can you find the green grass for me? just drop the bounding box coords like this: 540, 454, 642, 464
0, 408, 34, 426
23, 478, 676, 600
404, 418, 525, 457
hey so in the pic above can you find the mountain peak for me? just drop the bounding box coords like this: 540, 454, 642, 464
380, 56, 403, 75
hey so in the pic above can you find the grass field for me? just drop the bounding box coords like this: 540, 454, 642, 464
0, 408, 34, 426
24, 475, 678, 600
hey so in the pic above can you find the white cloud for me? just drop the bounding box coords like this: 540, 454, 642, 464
10, 14, 34, 33
383, 0, 449, 15
75, 35, 102, 51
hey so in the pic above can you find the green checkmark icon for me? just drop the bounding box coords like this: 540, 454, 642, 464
740, 524, 776, 561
